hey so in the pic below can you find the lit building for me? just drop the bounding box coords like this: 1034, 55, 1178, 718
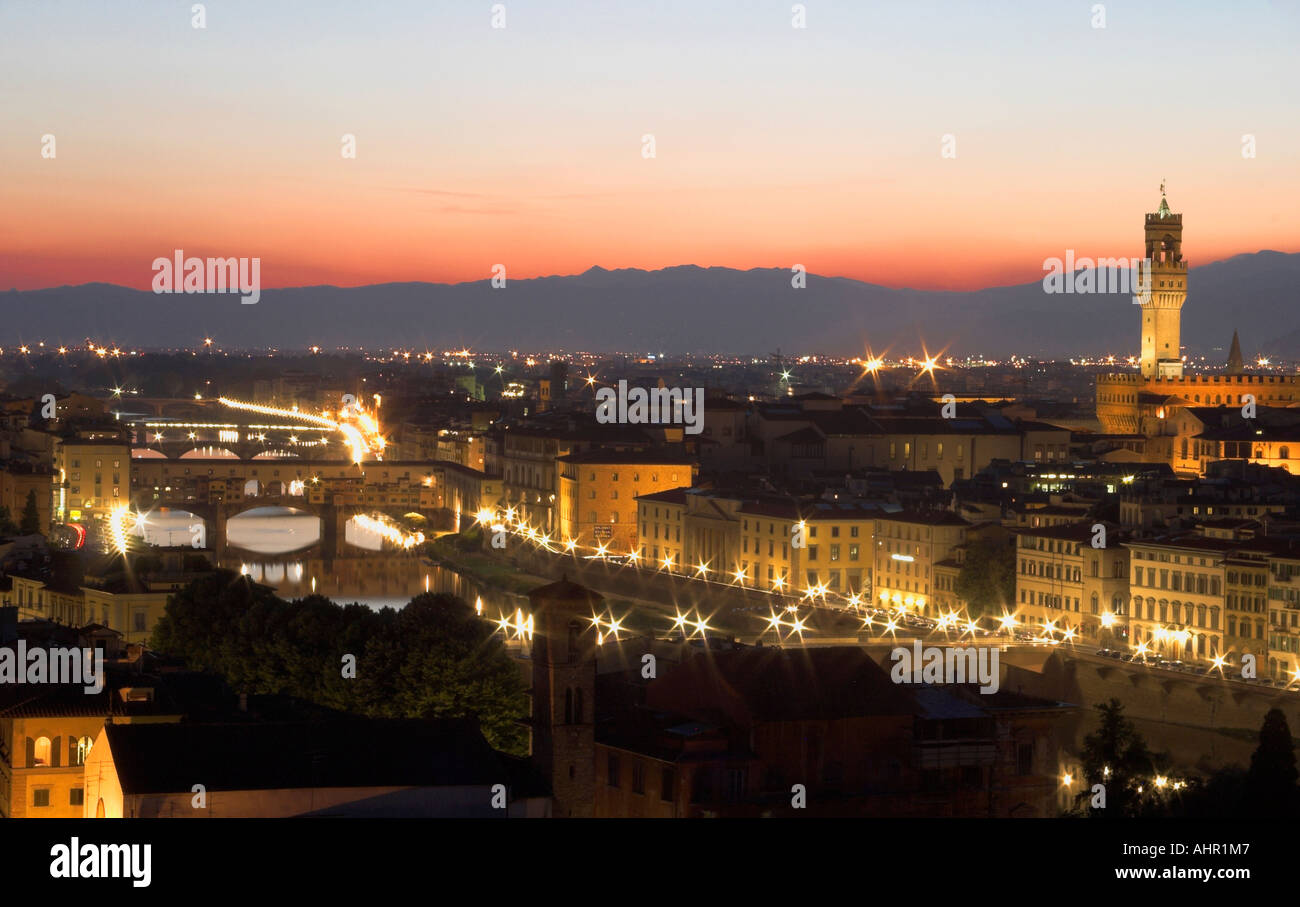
496, 418, 652, 535
1266, 547, 1300, 681
635, 490, 879, 594
872, 511, 970, 613
1124, 536, 1229, 663
1014, 522, 1130, 643
54, 436, 130, 527
1224, 546, 1271, 671
636, 489, 688, 571
557, 450, 695, 552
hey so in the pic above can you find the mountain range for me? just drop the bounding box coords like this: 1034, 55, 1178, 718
4, 251, 1298, 358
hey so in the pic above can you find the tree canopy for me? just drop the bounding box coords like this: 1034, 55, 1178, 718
1076, 698, 1169, 817
1243, 708, 1299, 817
151, 570, 528, 754
19, 489, 41, 535
0, 506, 19, 537
953, 538, 1014, 618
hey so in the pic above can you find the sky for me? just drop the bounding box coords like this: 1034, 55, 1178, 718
2, 0, 1298, 292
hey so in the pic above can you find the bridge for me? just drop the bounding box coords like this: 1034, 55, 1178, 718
131, 484, 442, 559
118, 394, 386, 463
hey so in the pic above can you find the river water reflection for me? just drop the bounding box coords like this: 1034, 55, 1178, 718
137, 507, 521, 613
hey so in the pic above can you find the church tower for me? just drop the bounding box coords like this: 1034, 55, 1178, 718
1226, 330, 1244, 375
1138, 184, 1188, 378
528, 577, 599, 818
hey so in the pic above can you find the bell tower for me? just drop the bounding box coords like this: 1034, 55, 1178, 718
1138, 182, 1188, 378
528, 576, 599, 818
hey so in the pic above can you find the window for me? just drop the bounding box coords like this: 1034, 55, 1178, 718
31, 736, 51, 767
70, 788, 85, 807
1017, 743, 1033, 775
661, 768, 675, 801
33, 789, 51, 808
607, 754, 621, 788
74, 736, 93, 766
632, 761, 645, 795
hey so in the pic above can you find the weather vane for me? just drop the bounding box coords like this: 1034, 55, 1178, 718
1160, 178, 1166, 197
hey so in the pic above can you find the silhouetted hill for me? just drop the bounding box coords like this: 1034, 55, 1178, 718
4, 251, 1297, 357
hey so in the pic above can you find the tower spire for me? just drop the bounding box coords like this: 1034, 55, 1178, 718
1226, 330, 1244, 375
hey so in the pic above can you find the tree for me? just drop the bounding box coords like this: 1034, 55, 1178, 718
0, 506, 18, 537
953, 538, 1014, 618
1077, 698, 1166, 817
19, 489, 41, 535
151, 571, 529, 754
132, 553, 164, 577
1243, 708, 1299, 818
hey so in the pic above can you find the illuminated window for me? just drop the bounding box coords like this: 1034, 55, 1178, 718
31, 736, 51, 767
74, 736, 93, 766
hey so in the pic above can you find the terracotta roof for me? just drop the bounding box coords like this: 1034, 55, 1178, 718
636, 488, 690, 506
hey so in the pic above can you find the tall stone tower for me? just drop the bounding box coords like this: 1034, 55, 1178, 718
1139, 185, 1187, 378
528, 577, 599, 818
1226, 330, 1244, 375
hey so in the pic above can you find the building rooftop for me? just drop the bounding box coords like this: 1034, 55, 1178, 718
558, 449, 694, 466
103, 717, 505, 794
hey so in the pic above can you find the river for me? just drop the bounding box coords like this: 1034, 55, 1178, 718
133, 507, 523, 614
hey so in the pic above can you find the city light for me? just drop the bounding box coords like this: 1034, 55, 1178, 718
352, 513, 425, 549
